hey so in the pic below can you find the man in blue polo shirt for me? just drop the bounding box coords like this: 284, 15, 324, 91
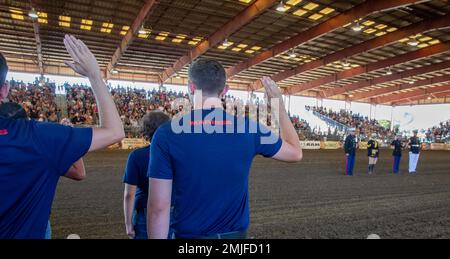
123, 111, 170, 239
147, 58, 303, 239
0, 35, 125, 239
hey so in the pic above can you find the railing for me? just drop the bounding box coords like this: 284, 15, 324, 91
312, 111, 349, 132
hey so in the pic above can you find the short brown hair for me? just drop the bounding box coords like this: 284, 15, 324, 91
188, 58, 226, 96
142, 111, 170, 141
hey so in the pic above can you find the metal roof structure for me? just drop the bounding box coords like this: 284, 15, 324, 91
0, 0, 449, 106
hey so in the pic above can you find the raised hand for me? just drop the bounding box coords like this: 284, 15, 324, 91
63, 35, 100, 78
261, 76, 282, 100
126, 225, 135, 239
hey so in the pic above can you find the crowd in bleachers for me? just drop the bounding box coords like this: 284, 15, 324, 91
7, 81, 320, 139
290, 115, 321, 140
7, 79, 61, 122
307, 105, 394, 140
65, 84, 191, 127
16, 81, 450, 143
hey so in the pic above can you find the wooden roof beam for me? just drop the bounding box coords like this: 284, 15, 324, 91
321, 42, 450, 98
226, 0, 430, 84
375, 84, 450, 104
283, 14, 450, 94
105, 0, 157, 80
30, 0, 44, 76
160, 0, 279, 83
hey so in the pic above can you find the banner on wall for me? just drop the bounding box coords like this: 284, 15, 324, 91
121, 138, 148, 150
300, 141, 321, 150
380, 143, 389, 148
320, 141, 341, 150
358, 142, 368, 150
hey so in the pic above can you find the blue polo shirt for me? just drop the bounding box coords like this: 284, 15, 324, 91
148, 108, 282, 237
0, 118, 92, 239
123, 146, 150, 211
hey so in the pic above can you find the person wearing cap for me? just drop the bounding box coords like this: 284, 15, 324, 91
391, 134, 404, 174
408, 130, 421, 174
344, 128, 357, 176
367, 133, 379, 174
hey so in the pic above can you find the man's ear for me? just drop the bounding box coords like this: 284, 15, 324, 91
219, 84, 229, 98
188, 81, 196, 95
0, 84, 10, 101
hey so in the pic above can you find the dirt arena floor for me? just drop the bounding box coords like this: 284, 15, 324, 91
51, 149, 450, 239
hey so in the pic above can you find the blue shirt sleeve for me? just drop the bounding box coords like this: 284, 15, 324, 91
35, 122, 92, 176
254, 123, 282, 158
148, 126, 173, 180
123, 151, 139, 185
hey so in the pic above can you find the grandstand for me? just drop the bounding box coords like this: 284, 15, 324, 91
1, 0, 449, 106
1, 0, 450, 142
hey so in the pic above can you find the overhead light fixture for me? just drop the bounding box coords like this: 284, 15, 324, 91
289, 49, 296, 58
409, 80, 415, 84
386, 67, 393, 75
348, 94, 354, 98
111, 69, 118, 74
223, 39, 232, 47
352, 22, 362, 32
28, 8, 38, 19
427, 96, 432, 100
342, 59, 351, 68
175, 74, 181, 79
138, 25, 147, 34
276, 1, 287, 12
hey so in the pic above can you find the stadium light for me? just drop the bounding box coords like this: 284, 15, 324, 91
342, 59, 351, 68
408, 39, 419, 47
289, 49, 296, 58
28, 8, 38, 19
352, 22, 362, 32
276, 1, 287, 12
138, 25, 147, 34
223, 39, 232, 47
386, 67, 393, 75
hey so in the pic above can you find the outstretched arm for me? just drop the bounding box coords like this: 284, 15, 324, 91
124, 184, 136, 239
63, 35, 125, 151
261, 77, 302, 162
